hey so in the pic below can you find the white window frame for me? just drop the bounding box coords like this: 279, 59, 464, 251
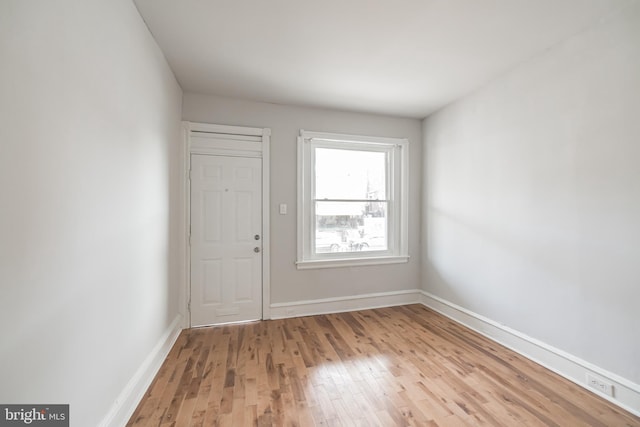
297, 130, 409, 269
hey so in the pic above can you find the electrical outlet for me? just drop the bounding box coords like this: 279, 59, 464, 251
586, 373, 614, 397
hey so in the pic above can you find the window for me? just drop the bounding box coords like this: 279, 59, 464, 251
297, 130, 409, 269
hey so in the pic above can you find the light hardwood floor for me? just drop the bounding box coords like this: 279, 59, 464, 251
128, 304, 640, 426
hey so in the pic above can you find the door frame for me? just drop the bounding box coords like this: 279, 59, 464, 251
183, 121, 271, 327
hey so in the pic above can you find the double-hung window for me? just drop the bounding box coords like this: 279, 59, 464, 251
297, 130, 409, 269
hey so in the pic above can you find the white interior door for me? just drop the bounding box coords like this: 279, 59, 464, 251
190, 154, 262, 326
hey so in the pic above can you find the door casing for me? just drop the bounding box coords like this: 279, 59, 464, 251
183, 122, 271, 327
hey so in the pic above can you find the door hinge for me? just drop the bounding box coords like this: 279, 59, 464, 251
188, 300, 191, 312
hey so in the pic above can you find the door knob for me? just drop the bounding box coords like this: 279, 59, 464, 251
254, 247, 261, 253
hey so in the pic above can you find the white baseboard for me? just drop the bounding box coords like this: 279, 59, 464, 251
270, 289, 421, 319
419, 290, 640, 417
99, 314, 183, 427
101, 293, 639, 422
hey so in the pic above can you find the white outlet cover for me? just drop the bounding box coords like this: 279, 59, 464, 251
586, 373, 614, 397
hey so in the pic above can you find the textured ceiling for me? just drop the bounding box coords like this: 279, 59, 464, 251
134, 0, 628, 118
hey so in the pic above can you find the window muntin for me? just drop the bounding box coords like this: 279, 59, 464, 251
297, 131, 408, 268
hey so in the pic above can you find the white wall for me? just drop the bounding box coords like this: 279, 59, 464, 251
0, 1, 183, 426
183, 95, 422, 305
423, 0, 640, 388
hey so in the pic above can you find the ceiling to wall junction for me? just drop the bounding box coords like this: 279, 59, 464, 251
134, 0, 629, 118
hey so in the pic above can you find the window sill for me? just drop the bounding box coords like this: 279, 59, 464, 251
296, 255, 409, 270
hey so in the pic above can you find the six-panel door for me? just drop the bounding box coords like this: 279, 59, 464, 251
190, 154, 262, 326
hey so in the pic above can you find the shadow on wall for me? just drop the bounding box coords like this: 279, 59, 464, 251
424, 204, 583, 340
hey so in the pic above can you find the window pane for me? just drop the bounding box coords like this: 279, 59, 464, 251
315, 201, 387, 253
315, 148, 386, 200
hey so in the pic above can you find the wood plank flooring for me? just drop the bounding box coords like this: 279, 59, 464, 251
127, 305, 640, 426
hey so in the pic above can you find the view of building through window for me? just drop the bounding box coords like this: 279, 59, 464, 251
314, 147, 388, 253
